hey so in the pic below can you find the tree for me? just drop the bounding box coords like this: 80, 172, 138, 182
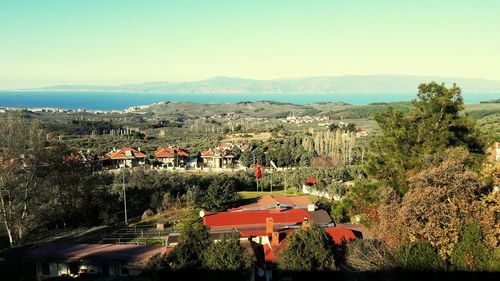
376, 148, 495, 260
450, 221, 493, 271
345, 239, 397, 271
366, 82, 484, 195
277, 225, 337, 271
203, 175, 239, 211
395, 241, 445, 271
0, 114, 46, 246
202, 232, 251, 271
166, 223, 211, 270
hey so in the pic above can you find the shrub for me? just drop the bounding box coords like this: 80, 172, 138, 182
202, 232, 251, 271
141, 209, 155, 220
277, 225, 337, 271
395, 241, 445, 271
450, 221, 493, 271
345, 239, 397, 271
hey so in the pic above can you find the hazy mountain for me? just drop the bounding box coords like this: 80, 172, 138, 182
28, 75, 500, 93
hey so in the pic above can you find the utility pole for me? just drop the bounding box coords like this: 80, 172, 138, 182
270, 171, 273, 194
122, 167, 128, 226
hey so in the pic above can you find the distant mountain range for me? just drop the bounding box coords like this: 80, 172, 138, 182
25, 75, 500, 93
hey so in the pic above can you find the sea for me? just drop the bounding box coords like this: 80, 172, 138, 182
0, 91, 498, 111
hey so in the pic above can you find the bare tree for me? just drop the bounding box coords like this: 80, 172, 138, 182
0, 114, 46, 246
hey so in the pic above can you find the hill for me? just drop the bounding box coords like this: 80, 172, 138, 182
28, 75, 500, 93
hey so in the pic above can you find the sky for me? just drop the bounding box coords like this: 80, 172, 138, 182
0, 0, 499, 89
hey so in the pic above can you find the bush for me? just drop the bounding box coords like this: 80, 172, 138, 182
202, 232, 251, 271
450, 221, 493, 271
395, 241, 445, 271
345, 239, 397, 271
141, 209, 155, 220
277, 225, 337, 271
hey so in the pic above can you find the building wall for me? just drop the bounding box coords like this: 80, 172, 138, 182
35, 261, 142, 279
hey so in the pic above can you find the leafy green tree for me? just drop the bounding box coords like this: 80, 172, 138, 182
277, 225, 337, 271
395, 241, 445, 271
366, 82, 484, 195
203, 175, 239, 211
450, 221, 493, 271
202, 232, 251, 271
166, 223, 211, 270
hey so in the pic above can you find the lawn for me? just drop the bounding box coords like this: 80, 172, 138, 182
238, 190, 319, 201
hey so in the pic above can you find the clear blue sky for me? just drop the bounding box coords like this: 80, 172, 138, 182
1, 0, 499, 88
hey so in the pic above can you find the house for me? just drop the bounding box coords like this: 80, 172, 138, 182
105, 147, 146, 168
64, 150, 103, 170
154, 146, 189, 168
27, 243, 170, 279
200, 147, 236, 169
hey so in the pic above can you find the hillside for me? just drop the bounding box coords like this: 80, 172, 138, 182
28, 75, 500, 93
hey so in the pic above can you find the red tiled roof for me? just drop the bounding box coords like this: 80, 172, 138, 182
325, 227, 357, 244
201, 149, 215, 157
201, 148, 236, 158
306, 177, 317, 185
27, 243, 169, 264
106, 148, 146, 159
262, 226, 357, 263
154, 146, 189, 158
203, 209, 312, 229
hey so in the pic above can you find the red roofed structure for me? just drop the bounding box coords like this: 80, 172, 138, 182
105, 147, 146, 168
200, 147, 236, 169
306, 177, 317, 186
203, 209, 312, 230
28, 243, 170, 278
154, 146, 189, 168
260, 226, 357, 263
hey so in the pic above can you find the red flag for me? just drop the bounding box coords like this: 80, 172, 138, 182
256, 164, 262, 179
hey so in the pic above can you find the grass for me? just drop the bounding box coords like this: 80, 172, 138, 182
238, 190, 319, 201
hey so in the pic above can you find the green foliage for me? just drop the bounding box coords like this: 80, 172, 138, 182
277, 225, 337, 271
203, 174, 240, 211
395, 241, 445, 271
202, 232, 251, 271
166, 223, 211, 270
450, 221, 493, 271
330, 198, 352, 223
366, 82, 485, 195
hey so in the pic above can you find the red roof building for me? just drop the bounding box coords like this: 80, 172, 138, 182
105, 148, 146, 168
203, 209, 312, 230
200, 147, 236, 169
154, 146, 190, 168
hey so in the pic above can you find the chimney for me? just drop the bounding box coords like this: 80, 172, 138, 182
266, 217, 273, 234
271, 231, 280, 248
275, 202, 281, 212
302, 216, 310, 229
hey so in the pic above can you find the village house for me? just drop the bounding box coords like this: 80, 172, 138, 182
105, 147, 146, 168
200, 147, 236, 169
154, 146, 190, 168
27, 243, 170, 279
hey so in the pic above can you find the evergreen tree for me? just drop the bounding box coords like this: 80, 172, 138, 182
366, 82, 484, 195
277, 225, 337, 271
202, 232, 251, 271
